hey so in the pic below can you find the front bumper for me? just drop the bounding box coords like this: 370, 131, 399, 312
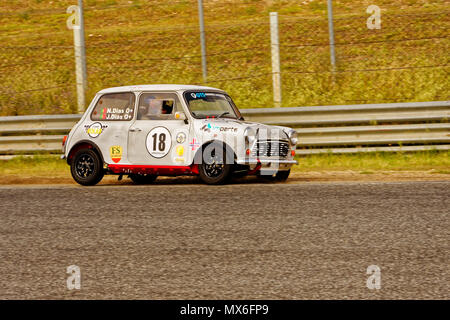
236, 159, 298, 165
237, 158, 297, 174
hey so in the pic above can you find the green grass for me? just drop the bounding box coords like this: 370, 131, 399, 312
1, 151, 448, 180
293, 150, 450, 171
0, 0, 449, 116
0, 155, 69, 177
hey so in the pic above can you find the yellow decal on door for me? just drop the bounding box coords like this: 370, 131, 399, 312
110, 146, 123, 163
176, 145, 184, 156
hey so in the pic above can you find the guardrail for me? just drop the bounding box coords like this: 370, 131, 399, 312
0, 101, 449, 156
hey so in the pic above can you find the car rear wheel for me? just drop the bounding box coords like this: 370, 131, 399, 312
129, 174, 157, 184
70, 148, 104, 186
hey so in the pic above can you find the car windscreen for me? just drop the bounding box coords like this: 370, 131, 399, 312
184, 92, 241, 119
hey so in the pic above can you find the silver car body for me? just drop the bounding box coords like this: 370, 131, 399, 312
64, 84, 297, 175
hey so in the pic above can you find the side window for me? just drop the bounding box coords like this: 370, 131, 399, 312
137, 93, 180, 120
91, 92, 135, 121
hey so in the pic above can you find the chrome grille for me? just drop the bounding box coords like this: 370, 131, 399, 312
251, 140, 289, 158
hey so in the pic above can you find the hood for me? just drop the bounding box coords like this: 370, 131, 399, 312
194, 118, 291, 141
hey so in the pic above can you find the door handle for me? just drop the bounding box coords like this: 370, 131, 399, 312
129, 127, 142, 132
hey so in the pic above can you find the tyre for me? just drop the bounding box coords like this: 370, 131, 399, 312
275, 169, 291, 182
129, 174, 157, 184
70, 148, 104, 186
198, 142, 233, 185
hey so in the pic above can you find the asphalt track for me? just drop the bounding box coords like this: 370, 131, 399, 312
0, 180, 448, 299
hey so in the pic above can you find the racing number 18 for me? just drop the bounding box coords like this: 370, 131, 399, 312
152, 133, 166, 152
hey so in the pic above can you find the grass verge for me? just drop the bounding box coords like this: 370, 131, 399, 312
1, 0, 448, 115
292, 150, 450, 172
0, 151, 448, 185
0, 155, 70, 179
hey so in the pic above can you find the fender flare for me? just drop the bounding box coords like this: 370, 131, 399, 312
192, 140, 237, 165
67, 140, 105, 165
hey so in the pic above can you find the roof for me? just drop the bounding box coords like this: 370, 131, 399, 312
97, 84, 225, 94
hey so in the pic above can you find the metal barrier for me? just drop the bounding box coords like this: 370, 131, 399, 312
0, 101, 449, 155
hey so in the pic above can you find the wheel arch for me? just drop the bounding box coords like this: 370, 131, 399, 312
67, 140, 104, 165
191, 139, 237, 165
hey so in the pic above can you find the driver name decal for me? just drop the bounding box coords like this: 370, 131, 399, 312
100, 107, 133, 120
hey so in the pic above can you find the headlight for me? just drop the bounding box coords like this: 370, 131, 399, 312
244, 127, 256, 144
287, 129, 298, 146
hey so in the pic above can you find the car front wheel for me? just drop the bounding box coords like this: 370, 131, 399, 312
198, 144, 232, 185
70, 148, 104, 186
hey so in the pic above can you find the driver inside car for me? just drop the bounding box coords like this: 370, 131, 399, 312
161, 100, 174, 115
138, 97, 174, 120
147, 98, 163, 116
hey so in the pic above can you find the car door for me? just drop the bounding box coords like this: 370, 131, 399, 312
127, 92, 190, 166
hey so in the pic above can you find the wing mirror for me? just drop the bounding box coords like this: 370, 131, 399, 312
175, 111, 188, 124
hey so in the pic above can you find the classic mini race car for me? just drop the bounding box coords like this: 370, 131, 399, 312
62, 85, 298, 185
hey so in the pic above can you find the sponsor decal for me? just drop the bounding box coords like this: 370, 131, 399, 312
189, 138, 200, 151
110, 145, 123, 163
200, 124, 211, 133
191, 92, 206, 99
176, 145, 184, 156
85, 122, 107, 138
219, 127, 238, 133
146, 127, 172, 158
176, 132, 186, 144
174, 157, 185, 163
200, 123, 237, 133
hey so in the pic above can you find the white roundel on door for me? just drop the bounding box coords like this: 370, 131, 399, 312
146, 127, 172, 158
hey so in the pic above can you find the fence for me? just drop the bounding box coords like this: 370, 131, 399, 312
0, 1, 449, 116
0, 101, 448, 157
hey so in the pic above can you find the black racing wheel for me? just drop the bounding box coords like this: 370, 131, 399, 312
70, 148, 104, 186
198, 142, 233, 185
